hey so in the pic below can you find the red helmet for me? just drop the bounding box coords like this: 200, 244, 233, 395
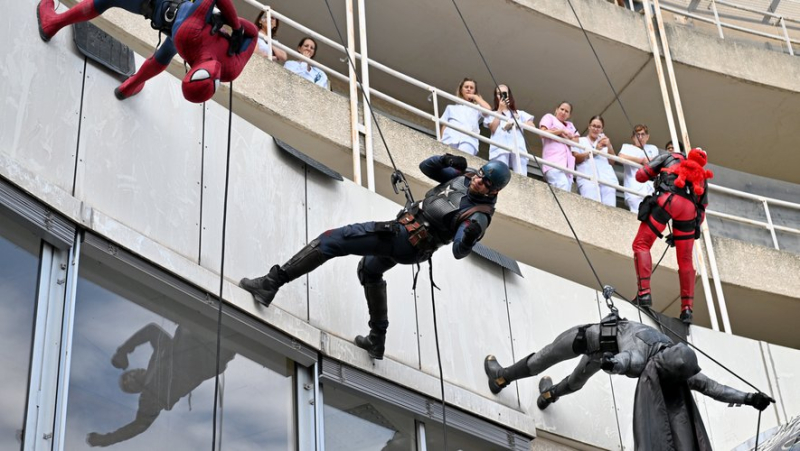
182, 60, 221, 103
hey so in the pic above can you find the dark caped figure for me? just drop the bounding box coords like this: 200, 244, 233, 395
240, 154, 511, 360
484, 315, 774, 450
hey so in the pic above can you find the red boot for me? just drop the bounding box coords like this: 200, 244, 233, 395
114, 57, 169, 100
678, 268, 696, 324
37, 0, 100, 42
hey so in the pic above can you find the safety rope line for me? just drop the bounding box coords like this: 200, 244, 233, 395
450, 0, 771, 407
565, 0, 634, 130
449, 0, 605, 291
211, 82, 234, 451
318, 0, 448, 447
428, 259, 448, 447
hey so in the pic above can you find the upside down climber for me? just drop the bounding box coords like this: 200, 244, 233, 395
239, 154, 511, 360
632, 147, 713, 324
37, 0, 257, 103
485, 313, 773, 450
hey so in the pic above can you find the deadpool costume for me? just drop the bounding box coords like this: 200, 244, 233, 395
632, 149, 710, 324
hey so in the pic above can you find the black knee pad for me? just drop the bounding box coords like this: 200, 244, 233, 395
357, 257, 385, 286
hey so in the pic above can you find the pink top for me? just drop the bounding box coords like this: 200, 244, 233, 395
539, 113, 577, 177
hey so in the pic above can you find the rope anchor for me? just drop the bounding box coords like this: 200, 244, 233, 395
603, 284, 618, 314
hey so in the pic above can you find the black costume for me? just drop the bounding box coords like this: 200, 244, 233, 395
240, 154, 511, 359
485, 315, 773, 450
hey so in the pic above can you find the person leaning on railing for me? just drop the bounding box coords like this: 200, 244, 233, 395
439, 78, 492, 156
284, 37, 329, 89
540, 101, 580, 192
618, 124, 660, 213
484, 84, 535, 175
572, 115, 618, 206
254, 11, 287, 64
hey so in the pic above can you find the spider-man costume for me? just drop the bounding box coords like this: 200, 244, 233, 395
37, 0, 257, 103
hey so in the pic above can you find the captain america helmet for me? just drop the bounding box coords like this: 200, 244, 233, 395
478, 160, 511, 191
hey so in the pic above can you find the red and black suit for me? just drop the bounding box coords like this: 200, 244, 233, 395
632, 152, 708, 321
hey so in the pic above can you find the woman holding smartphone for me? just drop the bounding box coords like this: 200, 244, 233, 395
484, 84, 535, 175
572, 115, 618, 206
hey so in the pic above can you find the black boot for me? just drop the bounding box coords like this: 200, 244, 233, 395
537, 376, 558, 410
633, 292, 652, 308
239, 239, 328, 307
680, 307, 693, 324
484, 354, 534, 395
239, 264, 284, 307
355, 322, 387, 360
355, 280, 389, 360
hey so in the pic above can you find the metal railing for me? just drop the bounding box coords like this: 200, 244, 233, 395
640, 0, 800, 55
245, 2, 800, 254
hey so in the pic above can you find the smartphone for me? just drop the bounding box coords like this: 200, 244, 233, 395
500, 91, 509, 100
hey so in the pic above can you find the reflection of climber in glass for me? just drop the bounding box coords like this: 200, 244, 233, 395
86, 323, 235, 447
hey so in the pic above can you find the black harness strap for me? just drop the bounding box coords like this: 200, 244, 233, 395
599, 314, 620, 354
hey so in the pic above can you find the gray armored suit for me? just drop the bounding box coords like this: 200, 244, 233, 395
486, 316, 763, 410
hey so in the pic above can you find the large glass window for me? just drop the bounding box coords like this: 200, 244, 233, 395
424, 420, 511, 451
0, 217, 41, 450
323, 385, 418, 451
63, 256, 295, 450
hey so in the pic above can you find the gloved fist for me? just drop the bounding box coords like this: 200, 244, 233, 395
601, 352, 619, 373
86, 432, 113, 447
209, 13, 225, 35
111, 348, 129, 370
635, 168, 649, 183
228, 27, 245, 56
443, 153, 467, 172
747, 392, 775, 411
462, 220, 482, 246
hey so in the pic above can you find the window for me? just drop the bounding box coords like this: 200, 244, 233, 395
62, 255, 296, 450
0, 216, 41, 450
324, 384, 418, 451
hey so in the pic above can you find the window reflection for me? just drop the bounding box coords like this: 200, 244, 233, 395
425, 420, 511, 451
323, 385, 417, 451
65, 257, 295, 450
0, 219, 40, 450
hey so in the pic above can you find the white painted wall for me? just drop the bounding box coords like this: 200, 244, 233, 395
2, 0, 799, 448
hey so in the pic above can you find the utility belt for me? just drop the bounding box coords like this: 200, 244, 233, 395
397, 212, 439, 252
638, 190, 701, 242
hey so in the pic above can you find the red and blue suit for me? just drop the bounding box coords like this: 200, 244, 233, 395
37, 0, 257, 103
632, 152, 708, 322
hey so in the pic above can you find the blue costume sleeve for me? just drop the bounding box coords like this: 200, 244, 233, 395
419, 155, 463, 184
153, 37, 178, 66
451, 212, 489, 259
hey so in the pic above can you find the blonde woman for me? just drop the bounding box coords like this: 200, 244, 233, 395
439, 78, 491, 156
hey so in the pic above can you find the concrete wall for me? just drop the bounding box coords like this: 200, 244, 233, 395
2, 3, 799, 447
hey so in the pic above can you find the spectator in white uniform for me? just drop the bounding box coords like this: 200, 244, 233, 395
254, 11, 287, 63
572, 115, 618, 206
284, 37, 329, 89
618, 124, 660, 213
439, 78, 492, 156
483, 84, 535, 175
